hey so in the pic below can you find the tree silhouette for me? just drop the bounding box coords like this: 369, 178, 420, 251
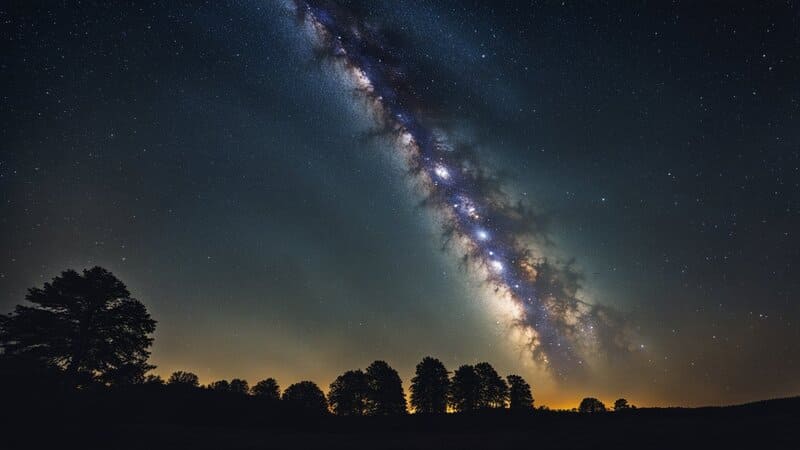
252, 378, 280, 399
506, 374, 534, 410
328, 370, 369, 416
168, 371, 199, 387
475, 362, 508, 409
579, 397, 607, 413
229, 378, 249, 395
144, 374, 164, 385
410, 356, 449, 414
210, 380, 230, 392
0, 267, 156, 386
449, 365, 480, 412
614, 398, 632, 411
282, 381, 328, 413
365, 360, 407, 415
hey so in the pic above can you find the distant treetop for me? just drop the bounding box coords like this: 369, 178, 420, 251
579, 397, 607, 413
168, 371, 199, 387
252, 378, 281, 399
282, 381, 328, 414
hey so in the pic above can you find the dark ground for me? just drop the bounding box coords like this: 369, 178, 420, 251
2, 383, 797, 450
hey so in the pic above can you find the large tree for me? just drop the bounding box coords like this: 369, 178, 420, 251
252, 378, 280, 400
449, 365, 480, 412
328, 369, 369, 416
365, 360, 407, 415
282, 381, 328, 413
0, 267, 156, 386
410, 356, 449, 414
506, 374, 534, 410
475, 362, 508, 409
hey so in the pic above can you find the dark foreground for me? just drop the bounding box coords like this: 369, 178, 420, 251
3, 386, 797, 450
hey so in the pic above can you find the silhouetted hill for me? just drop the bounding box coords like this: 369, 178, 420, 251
723, 395, 800, 412
608, 395, 800, 415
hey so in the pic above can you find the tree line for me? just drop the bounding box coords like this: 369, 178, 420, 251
147, 356, 535, 415
0, 267, 633, 414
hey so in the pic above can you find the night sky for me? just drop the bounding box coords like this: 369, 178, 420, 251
1, 1, 799, 408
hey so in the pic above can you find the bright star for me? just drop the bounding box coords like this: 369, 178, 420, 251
434, 164, 450, 180
490, 260, 504, 272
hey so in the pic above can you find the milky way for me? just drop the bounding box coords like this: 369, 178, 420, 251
292, 0, 633, 378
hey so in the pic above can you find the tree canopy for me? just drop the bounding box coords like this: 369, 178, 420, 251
168, 371, 199, 387
0, 267, 156, 386
579, 397, 607, 413
210, 380, 230, 392
506, 375, 534, 410
144, 374, 165, 385
229, 378, 249, 395
252, 378, 280, 400
475, 362, 508, 409
410, 356, 449, 414
365, 360, 407, 415
282, 381, 328, 413
328, 370, 370, 416
614, 398, 632, 411
449, 365, 480, 412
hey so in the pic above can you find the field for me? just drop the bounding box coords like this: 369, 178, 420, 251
3, 386, 797, 449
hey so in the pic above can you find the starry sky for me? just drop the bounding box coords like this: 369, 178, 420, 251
1, 1, 799, 408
